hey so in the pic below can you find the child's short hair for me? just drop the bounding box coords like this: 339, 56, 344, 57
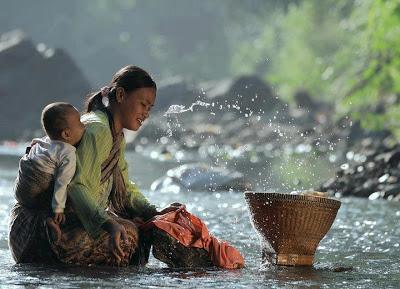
41, 102, 75, 140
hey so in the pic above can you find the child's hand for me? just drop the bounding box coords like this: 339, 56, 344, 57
53, 212, 66, 225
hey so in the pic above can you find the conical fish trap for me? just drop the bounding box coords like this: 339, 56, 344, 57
244, 192, 341, 266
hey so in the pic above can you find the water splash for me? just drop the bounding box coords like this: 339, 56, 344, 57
164, 100, 211, 116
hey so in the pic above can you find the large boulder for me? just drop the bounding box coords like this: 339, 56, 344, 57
152, 76, 200, 113
206, 75, 286, 117
0, 30, 91, 140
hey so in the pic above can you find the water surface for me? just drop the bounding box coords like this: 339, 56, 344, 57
0, 153, 399, 288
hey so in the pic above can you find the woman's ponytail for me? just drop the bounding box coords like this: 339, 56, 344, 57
85, 91, 106, 113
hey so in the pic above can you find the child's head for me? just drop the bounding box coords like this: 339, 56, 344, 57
85, 65, 157, 131
41, 102, 85, 145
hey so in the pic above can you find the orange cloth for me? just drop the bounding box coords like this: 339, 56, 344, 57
141, 205, 245, 269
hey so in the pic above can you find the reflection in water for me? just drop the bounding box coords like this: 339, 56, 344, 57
265, 266, 322, 288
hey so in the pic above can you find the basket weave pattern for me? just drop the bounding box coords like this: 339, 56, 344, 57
244, 192, 341, 266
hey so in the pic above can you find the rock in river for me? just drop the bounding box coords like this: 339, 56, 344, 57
0, 30, 91, 140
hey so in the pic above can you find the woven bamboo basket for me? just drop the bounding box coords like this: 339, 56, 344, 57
244, 192, 341, 266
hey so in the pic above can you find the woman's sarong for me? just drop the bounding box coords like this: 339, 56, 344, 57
9, 204, 144, 266
50, 213, 142, 266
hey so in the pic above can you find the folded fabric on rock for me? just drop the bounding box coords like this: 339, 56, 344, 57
141, 205, 245, 269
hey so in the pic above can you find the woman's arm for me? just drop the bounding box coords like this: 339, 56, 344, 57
67, 123, 113, 238
119, 139, 158, 221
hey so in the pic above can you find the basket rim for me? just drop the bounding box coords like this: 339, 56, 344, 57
244, 191, 341, 207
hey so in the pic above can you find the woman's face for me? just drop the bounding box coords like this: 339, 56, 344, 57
119, 87, 156, 131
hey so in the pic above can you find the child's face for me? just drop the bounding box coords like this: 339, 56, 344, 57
119, 87, 156, 131
64, 108, 85, 146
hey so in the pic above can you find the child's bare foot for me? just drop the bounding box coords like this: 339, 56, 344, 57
46, 217, 62, 244
54, 212, 65, 225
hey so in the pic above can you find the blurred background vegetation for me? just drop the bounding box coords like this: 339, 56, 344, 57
1, 0, 399, 137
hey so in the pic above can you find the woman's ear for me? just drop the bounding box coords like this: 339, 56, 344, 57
115, 87, 125, 104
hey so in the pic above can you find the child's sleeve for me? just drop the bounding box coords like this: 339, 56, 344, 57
52, 149, 76, 213
119, 140, 158, 220
67, 125, 113, 238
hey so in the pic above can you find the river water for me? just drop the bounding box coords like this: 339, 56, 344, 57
0, 152, 399, 288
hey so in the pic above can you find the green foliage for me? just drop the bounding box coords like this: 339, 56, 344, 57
232, 0, 351, 102
337, 0, 400, 134
231, 0, 400, 137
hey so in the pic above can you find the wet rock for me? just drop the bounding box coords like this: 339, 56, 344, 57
294, 89, 318, 111
332, 266, 353, 272
150, 163, 253, 193
290, 90, 325, 126
0, 30, 91, 140
382, 150, 400, 167
382, 184, 400, 197
152, 229, 213, 268
207, 75, 286, 117
346, 121, 391, 148
320, 140, 400, 200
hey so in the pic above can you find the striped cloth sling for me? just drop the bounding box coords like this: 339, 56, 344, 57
100, 108, 130, 218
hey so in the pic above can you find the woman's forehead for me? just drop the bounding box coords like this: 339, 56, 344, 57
135, 87, 156, 103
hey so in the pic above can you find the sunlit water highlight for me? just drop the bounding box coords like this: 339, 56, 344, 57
0, 154, 399, 288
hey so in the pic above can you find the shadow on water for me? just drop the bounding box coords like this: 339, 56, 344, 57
256, 263, 357, 288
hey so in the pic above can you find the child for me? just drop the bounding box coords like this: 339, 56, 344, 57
14, 102, 85, 242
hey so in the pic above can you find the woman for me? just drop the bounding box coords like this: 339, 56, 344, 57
9, 65, 161, 266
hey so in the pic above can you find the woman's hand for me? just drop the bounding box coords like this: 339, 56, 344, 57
102, 219, 128, 262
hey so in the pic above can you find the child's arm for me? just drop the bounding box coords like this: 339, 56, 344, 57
52, 150, 76, 217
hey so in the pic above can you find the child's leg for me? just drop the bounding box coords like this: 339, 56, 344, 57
46, 217, 62, 244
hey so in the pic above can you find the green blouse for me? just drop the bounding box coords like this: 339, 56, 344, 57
67, 110, 154, 238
